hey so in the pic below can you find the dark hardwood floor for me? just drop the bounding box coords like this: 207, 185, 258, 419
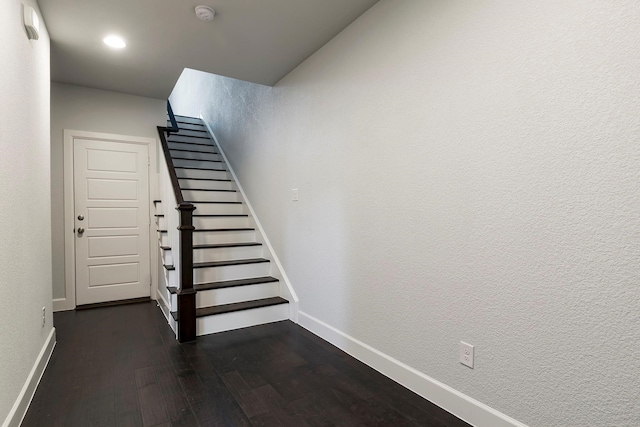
22, 302, 470, 427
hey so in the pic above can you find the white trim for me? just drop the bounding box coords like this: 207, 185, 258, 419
2, 328, 56, 427
199, 116, 300, 322
60, 129, 158, 311
298, 311, 529, 427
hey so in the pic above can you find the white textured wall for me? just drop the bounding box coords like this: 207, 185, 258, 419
0, 0, 53, 421
170, 1, 640, 426
50, 83, 165, 300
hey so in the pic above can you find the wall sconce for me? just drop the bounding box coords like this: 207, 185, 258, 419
23, 4, 40, 40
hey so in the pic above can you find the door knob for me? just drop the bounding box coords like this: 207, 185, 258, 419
77, 227, 85, 234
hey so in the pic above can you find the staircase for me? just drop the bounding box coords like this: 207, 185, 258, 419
155, 115, 289, 338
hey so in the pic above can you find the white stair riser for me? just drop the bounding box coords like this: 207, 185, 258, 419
164, 269, 177, 289
192, 203, 245, 215
183, 190, 239, 202
159, 232, 169, 246
169, 282, 279, 309
194, 262, 270, 283
171, 151, 222, 162
173, 159, 226, 169
179, 179, 233, 191
173, 123, 206, 131
168, 142, 217, 153
194, 216, 250, 229
162, 249, 173, 266
193, 230, 256, 245
197, 282, 279, 307
176, 169, 230, 180
156, 217, 167, 229
167, 135, 214, 145
196, 303, 289, 336
193, 245, 263, 263
176, 130, 209, 138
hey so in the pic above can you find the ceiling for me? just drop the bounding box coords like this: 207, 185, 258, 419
39, 0, 379, 99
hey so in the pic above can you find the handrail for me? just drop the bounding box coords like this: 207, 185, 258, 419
157, 127, 185, 204
166, 100, 179, 133
157, 100, 196, 342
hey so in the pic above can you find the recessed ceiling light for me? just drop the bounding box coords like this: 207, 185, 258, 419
103, 35, 126, 49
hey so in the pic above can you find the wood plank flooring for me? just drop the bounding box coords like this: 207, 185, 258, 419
22, 302, 470, 427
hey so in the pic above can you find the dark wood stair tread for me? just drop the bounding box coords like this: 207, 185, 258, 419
182, 188, 234, 192
178, 177, 231, 182
171, 158, 223, 163
167, 134, 212, 141
167, 276, 278, 294
170, 297, 288, 321
170, 148, 219, 154
189, 201, 241, 204
194, 258, 269, 268
167, 138, 213, 147
173, 115, 202, 124
161, 242, 260, 250
193, 227, 254, 232
184, 188, 236, 192
193, 214, 247, 217
175, 166, 226, 171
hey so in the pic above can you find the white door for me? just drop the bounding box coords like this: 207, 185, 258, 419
74, 138, 151, 305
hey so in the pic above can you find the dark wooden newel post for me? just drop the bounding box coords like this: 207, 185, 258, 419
177, 202, 196, 342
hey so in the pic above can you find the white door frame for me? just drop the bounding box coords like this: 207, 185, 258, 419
55, 129, 158, 311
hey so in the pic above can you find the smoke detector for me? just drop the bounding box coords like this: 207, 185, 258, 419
195, 5, 215, 21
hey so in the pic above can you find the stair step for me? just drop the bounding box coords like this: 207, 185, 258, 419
177, 169, 229, 180
172, 157, 223, 163
165, 258, 268, 270
195, 242, 260, 249
194, 258, 269, 268
193, 228, 256, 245
174, 115, 203, 125
172, 122, 206, 131
197, 276, 278, 291
168, 143, 217, 154
171, 297, 288, 320
180, 177, 231, 182
169, 147, 220, 155
168, 135, 213, 144
162, 242, 260, 251
175, 166, 226, 171
174, 129, 209, 138
167, 276, 278, 294
193, 228, 254, 232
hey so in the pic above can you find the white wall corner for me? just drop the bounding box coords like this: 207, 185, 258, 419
199, 116, 299, 323
298, 311, 529, 427
2, 328, 56, 427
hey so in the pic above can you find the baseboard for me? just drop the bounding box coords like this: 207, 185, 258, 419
298, 311, 528, 427
199, 115, 299, 322
2, 327, 56, 427
52, 297, 74, 312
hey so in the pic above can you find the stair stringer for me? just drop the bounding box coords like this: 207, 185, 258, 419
200, 116, 299, 323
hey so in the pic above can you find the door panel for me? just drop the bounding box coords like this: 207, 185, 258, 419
74, 138, 150, 305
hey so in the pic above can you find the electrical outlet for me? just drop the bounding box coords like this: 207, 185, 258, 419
41, 307, 46, 327
292, 188, 299, 201
460, 341, 474, 368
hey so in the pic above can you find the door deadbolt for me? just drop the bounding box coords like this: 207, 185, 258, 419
77, 215, 84, 221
